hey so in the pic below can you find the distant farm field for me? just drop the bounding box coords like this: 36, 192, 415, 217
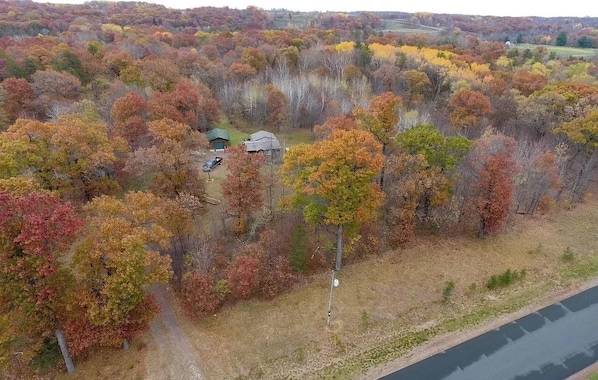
516, 43, 598, 58
380, 19, 441, 34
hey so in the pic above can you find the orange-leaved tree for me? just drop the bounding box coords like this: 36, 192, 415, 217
314, 115, 358, 140
280, 128, 385, 270
125, 118, 207, 201
395, 123, 472, 219
265, 85, 289, 132
354, 92, 402, 189
449, 89, 492, 133
384, 152, 445, 245
354, 92, 402, 156
2, 112, 127, 202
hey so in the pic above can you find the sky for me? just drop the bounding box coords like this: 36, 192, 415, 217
34, 0, 597, 18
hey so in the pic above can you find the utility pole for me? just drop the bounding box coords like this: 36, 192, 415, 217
327, 225, 344, 327
327, 270, 335, 326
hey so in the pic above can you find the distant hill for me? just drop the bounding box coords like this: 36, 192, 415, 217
1, 1, 597, 47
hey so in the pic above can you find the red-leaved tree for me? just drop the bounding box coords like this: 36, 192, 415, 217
221, 144, 266, 235
111, 91, 148, 148
1, 78, 36, 123
0, 191, 83, 366
179, 273, 223, 316
251, 228, 297, 299
227, 255, 260, 300
467, 129, 518, 237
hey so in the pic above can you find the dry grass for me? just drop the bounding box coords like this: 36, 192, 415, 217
58, 191, 598, 378
181, 196, 598, 379
54, 340, 146, 380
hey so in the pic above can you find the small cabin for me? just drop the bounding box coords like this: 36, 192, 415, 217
206, 128, 230, 151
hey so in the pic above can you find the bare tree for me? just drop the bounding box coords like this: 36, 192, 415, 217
319, 48, 353, 80
298, 47, 321, 73
241, 82, 266, 124
187, 236, 218, 274
272, 72, 309, 128
513, 140, 562, 214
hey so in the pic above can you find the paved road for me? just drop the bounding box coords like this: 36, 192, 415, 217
381, 286, 598, 380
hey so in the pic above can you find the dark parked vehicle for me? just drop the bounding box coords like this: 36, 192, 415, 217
202, 156, 223, 171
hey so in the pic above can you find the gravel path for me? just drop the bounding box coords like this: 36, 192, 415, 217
147, 284, 204, 380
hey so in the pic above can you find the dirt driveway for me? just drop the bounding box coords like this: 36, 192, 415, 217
146, 284, 204, 380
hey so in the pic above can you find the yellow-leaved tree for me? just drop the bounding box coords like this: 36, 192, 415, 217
67, 191, 172, 357
280, 128, 384, 270
1, 111, 127, 202
554, 109, 598, 202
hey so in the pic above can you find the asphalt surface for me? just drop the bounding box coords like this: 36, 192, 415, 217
381, 286, 598, 380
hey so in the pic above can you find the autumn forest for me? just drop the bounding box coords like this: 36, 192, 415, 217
1, 0, 598, 377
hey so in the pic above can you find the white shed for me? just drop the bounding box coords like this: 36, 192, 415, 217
243, 130, 281, 153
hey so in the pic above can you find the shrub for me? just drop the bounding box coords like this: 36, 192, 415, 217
538, 195, 554, 214
332, 331, 345, 353
296, 347, 306, 363
259, 255, 297, 299
562, 247, 575, 262
360, 310, 370, 328
486, 269, 525, 290
442, 281, 455, 303
527, 243, 543, 255
214, 279, 230, 299
289, 224, 308, 272
180, 273, 223, 315
354, 221, 382, 257
468, 282, 477, 295
388, 212, 417, 247
227, 255, 260, 300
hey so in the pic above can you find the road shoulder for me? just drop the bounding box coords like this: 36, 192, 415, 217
363, 277, 598, 380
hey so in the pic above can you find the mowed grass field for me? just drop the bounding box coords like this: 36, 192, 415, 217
63, 188, 598, 379
380, 19, 442, 34
516, 43, 598, 58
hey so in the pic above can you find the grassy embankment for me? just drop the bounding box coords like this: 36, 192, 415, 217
185, 196, 598, 379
